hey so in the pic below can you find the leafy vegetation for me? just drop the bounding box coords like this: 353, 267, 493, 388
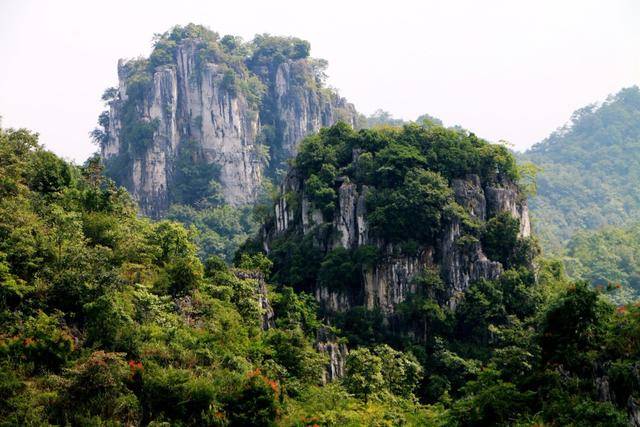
521, 86, 640, 252
519, 86, 640, 302
7, 90, 640, 424
564, 221, 640, 303
166, 204, 257, 263
358, 109, 444, 129
2, 126, 441, 425
238, 121, 640, 424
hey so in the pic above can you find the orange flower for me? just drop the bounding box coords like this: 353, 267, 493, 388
267, 379, 279, 394
128, 360, 144, 373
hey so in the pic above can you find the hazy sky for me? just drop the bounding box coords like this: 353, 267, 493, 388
1, 0, 639, 162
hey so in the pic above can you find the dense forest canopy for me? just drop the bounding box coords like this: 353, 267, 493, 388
0, 126, 428, 425
563, 221, 640, 303
519, 86, 640, 302
240, 122, 640, 425
2, 119, 640, 424
521, 86, 640, 252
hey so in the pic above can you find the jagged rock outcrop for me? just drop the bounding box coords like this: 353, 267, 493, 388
270, 60, 357, 169
233, 269, 275, 330
485, 183, 531, 238
363, 248, 432, 313
263, 164, 531, 316
98, 25, 357, 218
315, 328, 349, 383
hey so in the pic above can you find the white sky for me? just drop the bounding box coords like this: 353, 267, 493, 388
1, 0, 639, 162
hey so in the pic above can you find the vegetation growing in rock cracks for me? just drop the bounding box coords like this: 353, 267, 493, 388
4, 123, 640, 425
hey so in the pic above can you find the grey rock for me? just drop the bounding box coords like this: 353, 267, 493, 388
452, 174, 486, 221
102, 38, 357, 218
630, 396, 640, 427
440, 218, 502, 308
485, 182, 531, 238
264, 167, 531, 316
316, 328, 349, 383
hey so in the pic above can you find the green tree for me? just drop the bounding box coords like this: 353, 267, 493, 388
343, 347, 384, 402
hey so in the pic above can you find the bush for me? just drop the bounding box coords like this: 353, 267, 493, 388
264, 329, 325, 384
27, 150, 73, 194
367, 168, 453, 244
225, 370, 279, 426
317, 247, 359, 291
138, 365, 220, 424
3, 311, 75, 374
343, 348, 384, 402
53, 351, 141, 425
165, 255, 204, 296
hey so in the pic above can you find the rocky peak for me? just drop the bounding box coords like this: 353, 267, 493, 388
255, 123, 534, 321
97, 25, 357, 218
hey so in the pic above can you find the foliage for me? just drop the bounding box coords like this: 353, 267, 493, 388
521, 86, 640, 252
359, 109, 443, 129
167, 203, 258, 262
169, 140, 222, 207
237, 111, 640, 424
293, 122, 519, 247
564, 221, 640, 303
0, 127, 339, 425
343, 347, 384, 402
367, 168, 454, 243
8, 80, 640, 425
481, 212, 520, 267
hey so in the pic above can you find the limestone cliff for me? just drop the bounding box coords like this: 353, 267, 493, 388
315, 328, 348, 384
264, 169, 530, 315
253, 123, 533, 323
97, 25, 357, 218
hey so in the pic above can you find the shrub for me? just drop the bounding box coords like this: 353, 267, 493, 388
54, 351, 141, 425
3, 311, 75, 374
225, 370, 279, 426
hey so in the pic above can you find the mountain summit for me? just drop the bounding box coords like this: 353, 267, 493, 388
94, 24, 357, 218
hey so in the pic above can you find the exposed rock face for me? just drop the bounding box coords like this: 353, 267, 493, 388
315, 328, 349, 383
485, 183, 531, 238
363, 247, 434, 314
595, 373, 613, 402
233, 269, 275, 330
100, 33, 357, 218
270, 60, 357, 169
264, 169, 531, 316
440, 218, 502, 308
452, 175, 486, 221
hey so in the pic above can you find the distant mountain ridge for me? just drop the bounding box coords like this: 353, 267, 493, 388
520, 86, 640, 252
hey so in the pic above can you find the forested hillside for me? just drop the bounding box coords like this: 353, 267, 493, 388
0, 127, 441, 425
238, 122, 640, 425
563, 222, 640, 303
521, 86, 640, 252
4, 121, 640, 424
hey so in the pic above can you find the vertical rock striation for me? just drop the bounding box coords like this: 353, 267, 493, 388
99, 26, 357, 218
315, 328, 349, 383
263, 165, 531, 316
